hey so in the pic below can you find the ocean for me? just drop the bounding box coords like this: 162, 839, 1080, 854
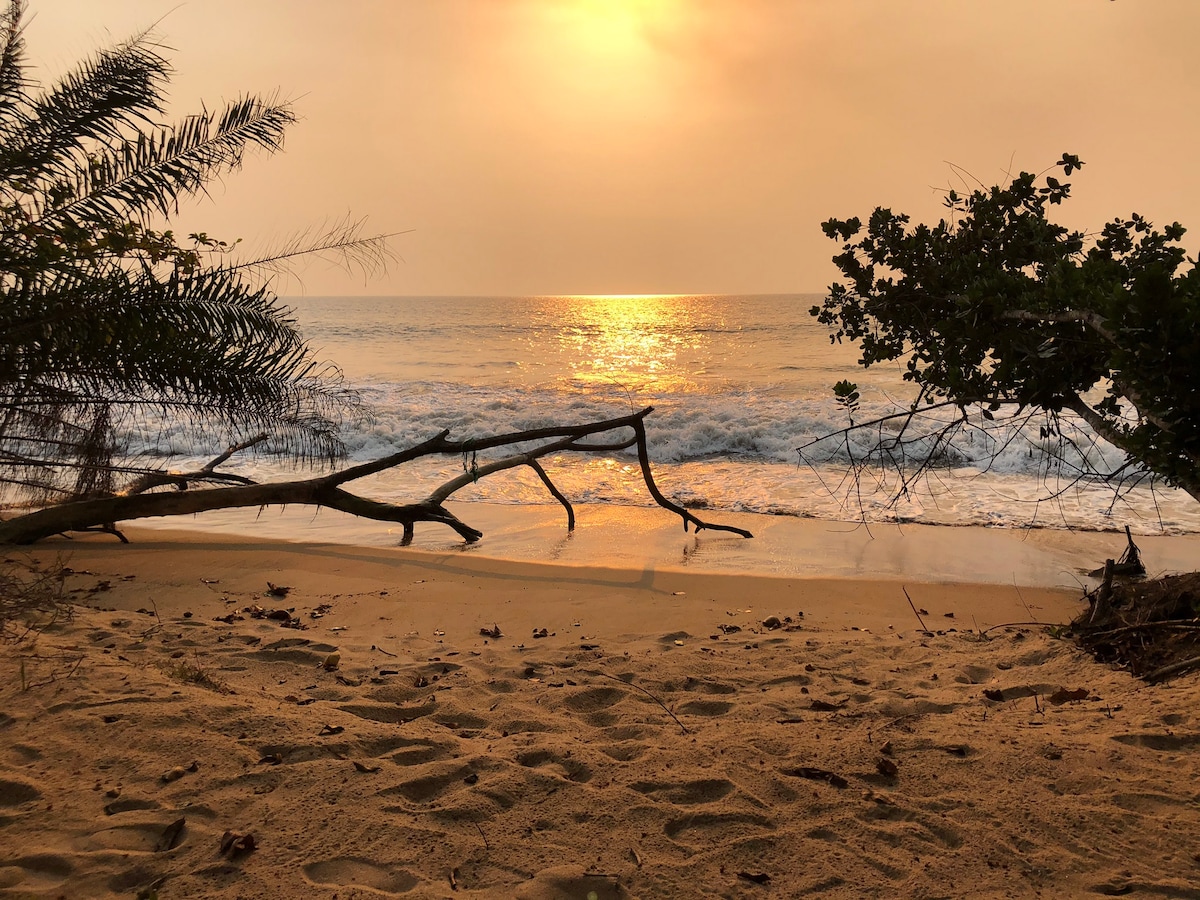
134, 293, 1200, 547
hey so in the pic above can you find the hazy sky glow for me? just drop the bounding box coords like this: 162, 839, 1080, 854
26, 1, 1200, 296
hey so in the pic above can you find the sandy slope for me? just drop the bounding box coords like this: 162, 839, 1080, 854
1, 533, 1198, 899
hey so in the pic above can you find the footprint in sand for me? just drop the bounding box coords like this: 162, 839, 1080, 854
597, 741, 647, 762
83, 819, 183, 853
245, 638, 340, 666
515, 865, 628, 900
494, 717, 562, 736
303, 857, 418, 894
338, 703, 435, 725
516, 748, 593, 783
600, 724, 651, 741
760, 673, 813, 688
955, 664, 995, 684
663, 811, 774, 845
674, 698, 733, 717
630, 777, 735, 805
0, 779, 41, 806
100, 797, 161, 815
1111, 732, 1200, 751
377, 764, 477, 803
682, 677, 737, 695
388, 739, 452, 767
562, 685, 625, 713
0, 854, 73, 892
859, 803, 965, 849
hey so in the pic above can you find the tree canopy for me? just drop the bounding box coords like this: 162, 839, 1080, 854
0, 0, 381, 503
810, 153, 1200, 507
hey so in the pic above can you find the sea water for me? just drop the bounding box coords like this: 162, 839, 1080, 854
132, 294, 1200, 539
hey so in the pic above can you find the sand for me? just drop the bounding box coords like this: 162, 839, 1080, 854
2, 528, 1199, 898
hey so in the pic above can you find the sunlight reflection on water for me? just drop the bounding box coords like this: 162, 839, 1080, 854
545, 294, 704, 390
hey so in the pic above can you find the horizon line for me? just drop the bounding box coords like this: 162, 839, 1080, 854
279, 290, 825, 300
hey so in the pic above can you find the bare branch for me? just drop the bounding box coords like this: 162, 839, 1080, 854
0, 410, 753, 545
116, 432, 269, 495
1001, 308, 1117, 343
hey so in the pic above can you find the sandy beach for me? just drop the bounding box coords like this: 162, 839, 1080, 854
2, 527, 1199, 898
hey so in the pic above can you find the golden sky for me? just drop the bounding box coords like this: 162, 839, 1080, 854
26, 0, 1200, 296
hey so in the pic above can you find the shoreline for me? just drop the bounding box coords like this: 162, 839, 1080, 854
19, 525, 1089, 634
121, 501, 1200, 590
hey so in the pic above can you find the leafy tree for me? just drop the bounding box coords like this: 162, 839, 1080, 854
0, 0, 382, 502
810, 153, 1200, 508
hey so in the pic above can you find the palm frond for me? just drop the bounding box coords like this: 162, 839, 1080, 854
0, 0, 28, 140
0, 13, 390, 502
37, 95, 295, 228
227, 215, 402, 287
0, 30, 169, 190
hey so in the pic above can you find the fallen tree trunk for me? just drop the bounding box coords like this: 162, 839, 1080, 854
0, 407, 753, 545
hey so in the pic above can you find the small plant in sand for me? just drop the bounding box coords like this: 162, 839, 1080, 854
167, 655, 230, 694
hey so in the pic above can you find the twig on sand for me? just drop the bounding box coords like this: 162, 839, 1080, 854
902, 586, 932, 635
980, 620, 1069, 636
17, 650, 84, 689
587, 669, 690, 734
1145, 654, 1200, 684
136, 599, 163, 643
1085, 620, 1200, 639
473, 821, 489, 852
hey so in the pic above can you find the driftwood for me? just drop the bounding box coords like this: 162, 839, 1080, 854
1073, 570, 1200, 682
0, 407, 753, 546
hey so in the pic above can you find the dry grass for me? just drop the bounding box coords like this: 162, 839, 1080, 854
0, 555, 72, 641
167, 656, 231, 693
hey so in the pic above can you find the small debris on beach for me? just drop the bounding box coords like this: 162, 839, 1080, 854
160, 765, 190, 783
782, 766, 849, 789
737, 872, 771, 885
266, 582, 291, 598
809, 699, 844, 712
219, 830, 257, 859
154, 817, 186, 852
1048, 687, 1090, 704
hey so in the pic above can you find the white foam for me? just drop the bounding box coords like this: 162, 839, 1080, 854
110, 295, 1199, 535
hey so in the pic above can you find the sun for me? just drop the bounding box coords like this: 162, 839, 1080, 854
526, 0, 687, 126
552, 0, 683, 64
